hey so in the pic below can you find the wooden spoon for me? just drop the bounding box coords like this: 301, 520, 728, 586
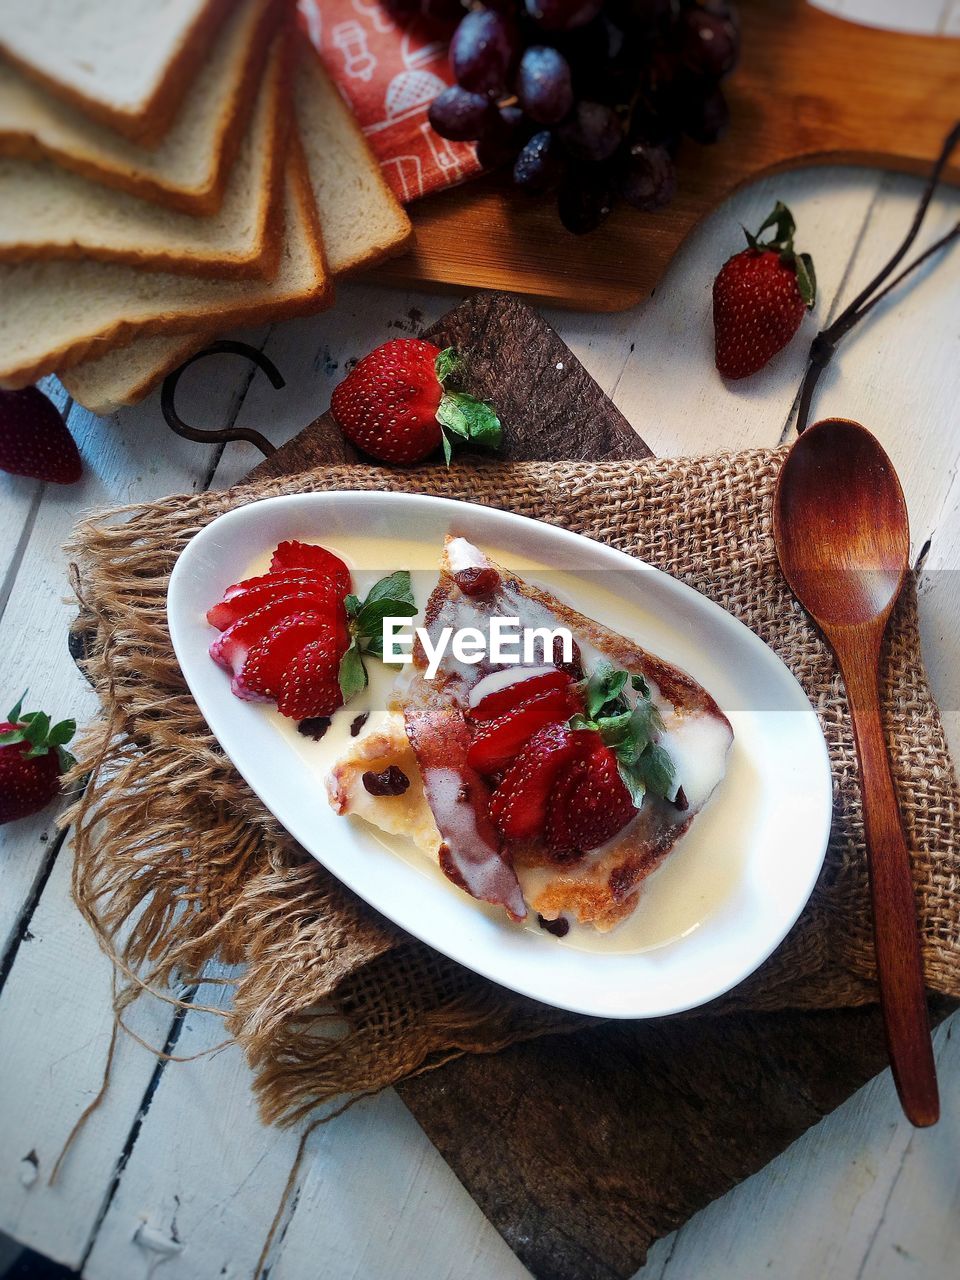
773, 418, 939, 1127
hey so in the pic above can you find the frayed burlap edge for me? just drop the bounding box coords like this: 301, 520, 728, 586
63, 451, 960, 1133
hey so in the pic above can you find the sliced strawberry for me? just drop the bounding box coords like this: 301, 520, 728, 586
277, 627, 346, 720
466, 686, 576, 775
269, 541, 350, 595
207, 571, 339, 630
232, 614, 327, 700
470, 668, 574, 723
209, 594, 333, 673
490, 723, 593, 841
548, 740, 636, 857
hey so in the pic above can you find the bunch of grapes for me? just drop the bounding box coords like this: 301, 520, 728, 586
406, 0, 741, 235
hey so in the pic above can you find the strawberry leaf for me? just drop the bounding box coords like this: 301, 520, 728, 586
436, 392, 502, 466
573, 662, 675, 803
49, 719, 76, 747
0, 727, 26, 746
6, 690, 27, 725
344, 593, 361, 617
636, 742, 676, 799
617, 758, 647, 808
755, 201, 795, 245
795, 252, 817, 308
441, 433, 453, 466
434, 347, 459, 384
23, 712, 51, 754
579, 662, 627, 718
569, 711, 599, 732
56, 746, 77, 774
338, 642, 368, 702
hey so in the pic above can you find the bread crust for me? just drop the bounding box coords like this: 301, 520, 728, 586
0, 129, 332, 390
0, 0, 235, 145
294, 32, 413, 274
0, 35, 290, 279
0, 0, 288, 215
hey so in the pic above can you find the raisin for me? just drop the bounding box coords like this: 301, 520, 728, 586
362, 765, 410, 796
537, 914, 570, 938
297, 717, 331, 741
350, 712, 370, 737
454, 565, 500, 596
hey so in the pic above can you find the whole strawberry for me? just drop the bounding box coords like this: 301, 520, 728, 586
0, 387, 82, 483
331, 338, 502, 465
0, 694, 76, 825
713, 202, 816, 379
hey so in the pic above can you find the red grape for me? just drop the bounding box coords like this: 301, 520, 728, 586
679, 7, 740, 80
428, 85, 499, 141
451, 9, 517, 97
557, 101, 623, 162
513, 130, 565, 191
619, 142, 676, 210
516, 46, 574, 124
476, 104, 532, 168
681, 81, 730, 144
524, 0, 603, 32
558, 169, 615, 233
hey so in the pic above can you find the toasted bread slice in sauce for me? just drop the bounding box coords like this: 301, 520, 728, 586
327, 538, 733, 932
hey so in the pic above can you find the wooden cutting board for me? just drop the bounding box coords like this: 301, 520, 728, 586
248, 292, 956, 1280
371, 0, 960, 311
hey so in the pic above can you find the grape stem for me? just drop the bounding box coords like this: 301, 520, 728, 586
795, 120, 960, 435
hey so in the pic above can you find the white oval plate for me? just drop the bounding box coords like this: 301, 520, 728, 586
168, 491, 832, 1019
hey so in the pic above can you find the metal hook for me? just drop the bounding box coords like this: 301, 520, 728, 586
160, 340, 284, 457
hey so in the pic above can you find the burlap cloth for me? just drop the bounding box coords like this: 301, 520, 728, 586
66, 449, 960, 1127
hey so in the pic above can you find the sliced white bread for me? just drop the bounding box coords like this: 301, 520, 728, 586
0, 134, 331, 389
293, 32, 413, 275
0, 0, 234, 144
0, 0, 286, 214
60, 49, 413, 416
0, 32, 288, 278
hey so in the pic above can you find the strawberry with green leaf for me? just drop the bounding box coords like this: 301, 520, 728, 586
331, 339, 502, 466
0, 693, 76, 825
713, 201, 817, 379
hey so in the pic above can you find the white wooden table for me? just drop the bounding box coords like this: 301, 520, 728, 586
1, 9, 960, 1277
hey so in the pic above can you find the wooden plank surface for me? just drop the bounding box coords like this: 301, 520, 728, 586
371, 0, 960, 311
2, 159, 960, 1279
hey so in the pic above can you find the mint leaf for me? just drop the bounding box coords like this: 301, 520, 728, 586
580, 662, 627, 718
338, 642, 368, 702
356, 596, 418, 641
362, 571, 415, 611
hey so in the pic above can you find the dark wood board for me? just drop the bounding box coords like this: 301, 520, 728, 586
246, 292, 958, 1278
371, 0, 960, 311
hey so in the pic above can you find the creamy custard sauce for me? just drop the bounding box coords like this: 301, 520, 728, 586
242, 533, 751, 957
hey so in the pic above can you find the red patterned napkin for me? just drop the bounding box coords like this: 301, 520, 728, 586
299, 0, 482, 202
